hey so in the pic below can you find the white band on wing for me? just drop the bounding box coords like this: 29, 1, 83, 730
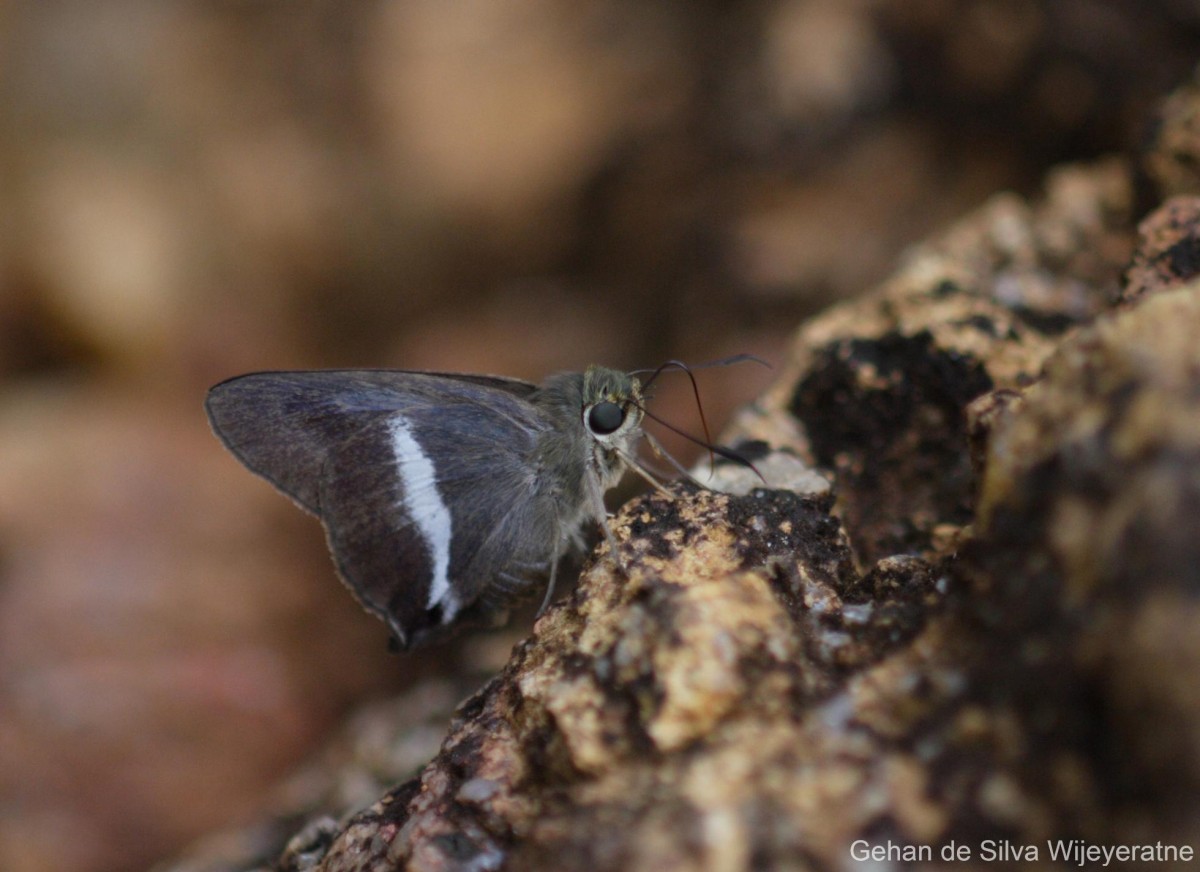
388, 417, 457, 619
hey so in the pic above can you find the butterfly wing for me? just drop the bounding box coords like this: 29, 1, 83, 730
205, 370, 560, 647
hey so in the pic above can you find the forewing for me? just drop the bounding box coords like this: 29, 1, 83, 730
205, 370, 554, 646
205, 369, 537, 513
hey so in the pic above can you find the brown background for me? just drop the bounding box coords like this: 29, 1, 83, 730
0, 2, 1196, 870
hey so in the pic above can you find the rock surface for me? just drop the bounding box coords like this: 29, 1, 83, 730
156, 61, 1200, 872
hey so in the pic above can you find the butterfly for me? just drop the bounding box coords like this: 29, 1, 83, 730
206, 358, 762, 648
207, 365, 674, 647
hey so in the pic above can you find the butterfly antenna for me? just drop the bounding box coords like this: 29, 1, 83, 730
636, 359, 686, 392
630, 355, 772, 471
632, 401, 766, 483
632, 360, 716, 469
629, 353, 771, 378
691, 352, 772, 370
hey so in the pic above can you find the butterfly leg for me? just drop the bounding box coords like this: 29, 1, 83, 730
509, 558, 550, 574
585, 468, 627, 574
536, 534, 563, 616
495, 571, 534, 595
642, 430, 706, 487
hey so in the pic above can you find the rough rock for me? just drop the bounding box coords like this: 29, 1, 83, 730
314, 486, 941, 872
1121, 195, 1200, 305
1143, 71, 1200, 200
737, 153, 1135, 565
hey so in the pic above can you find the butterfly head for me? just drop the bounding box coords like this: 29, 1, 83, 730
579, 366, 644, 478
581, 365, 643, 438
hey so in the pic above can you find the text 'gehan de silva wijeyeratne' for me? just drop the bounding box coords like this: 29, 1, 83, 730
850, 838, 1194, 866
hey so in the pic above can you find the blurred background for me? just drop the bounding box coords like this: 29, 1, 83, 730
0, 2, 1197, 870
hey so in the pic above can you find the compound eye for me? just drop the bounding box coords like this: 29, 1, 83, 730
587, 401, 625, 435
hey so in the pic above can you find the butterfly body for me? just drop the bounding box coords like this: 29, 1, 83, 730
206, 366, 644, 648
